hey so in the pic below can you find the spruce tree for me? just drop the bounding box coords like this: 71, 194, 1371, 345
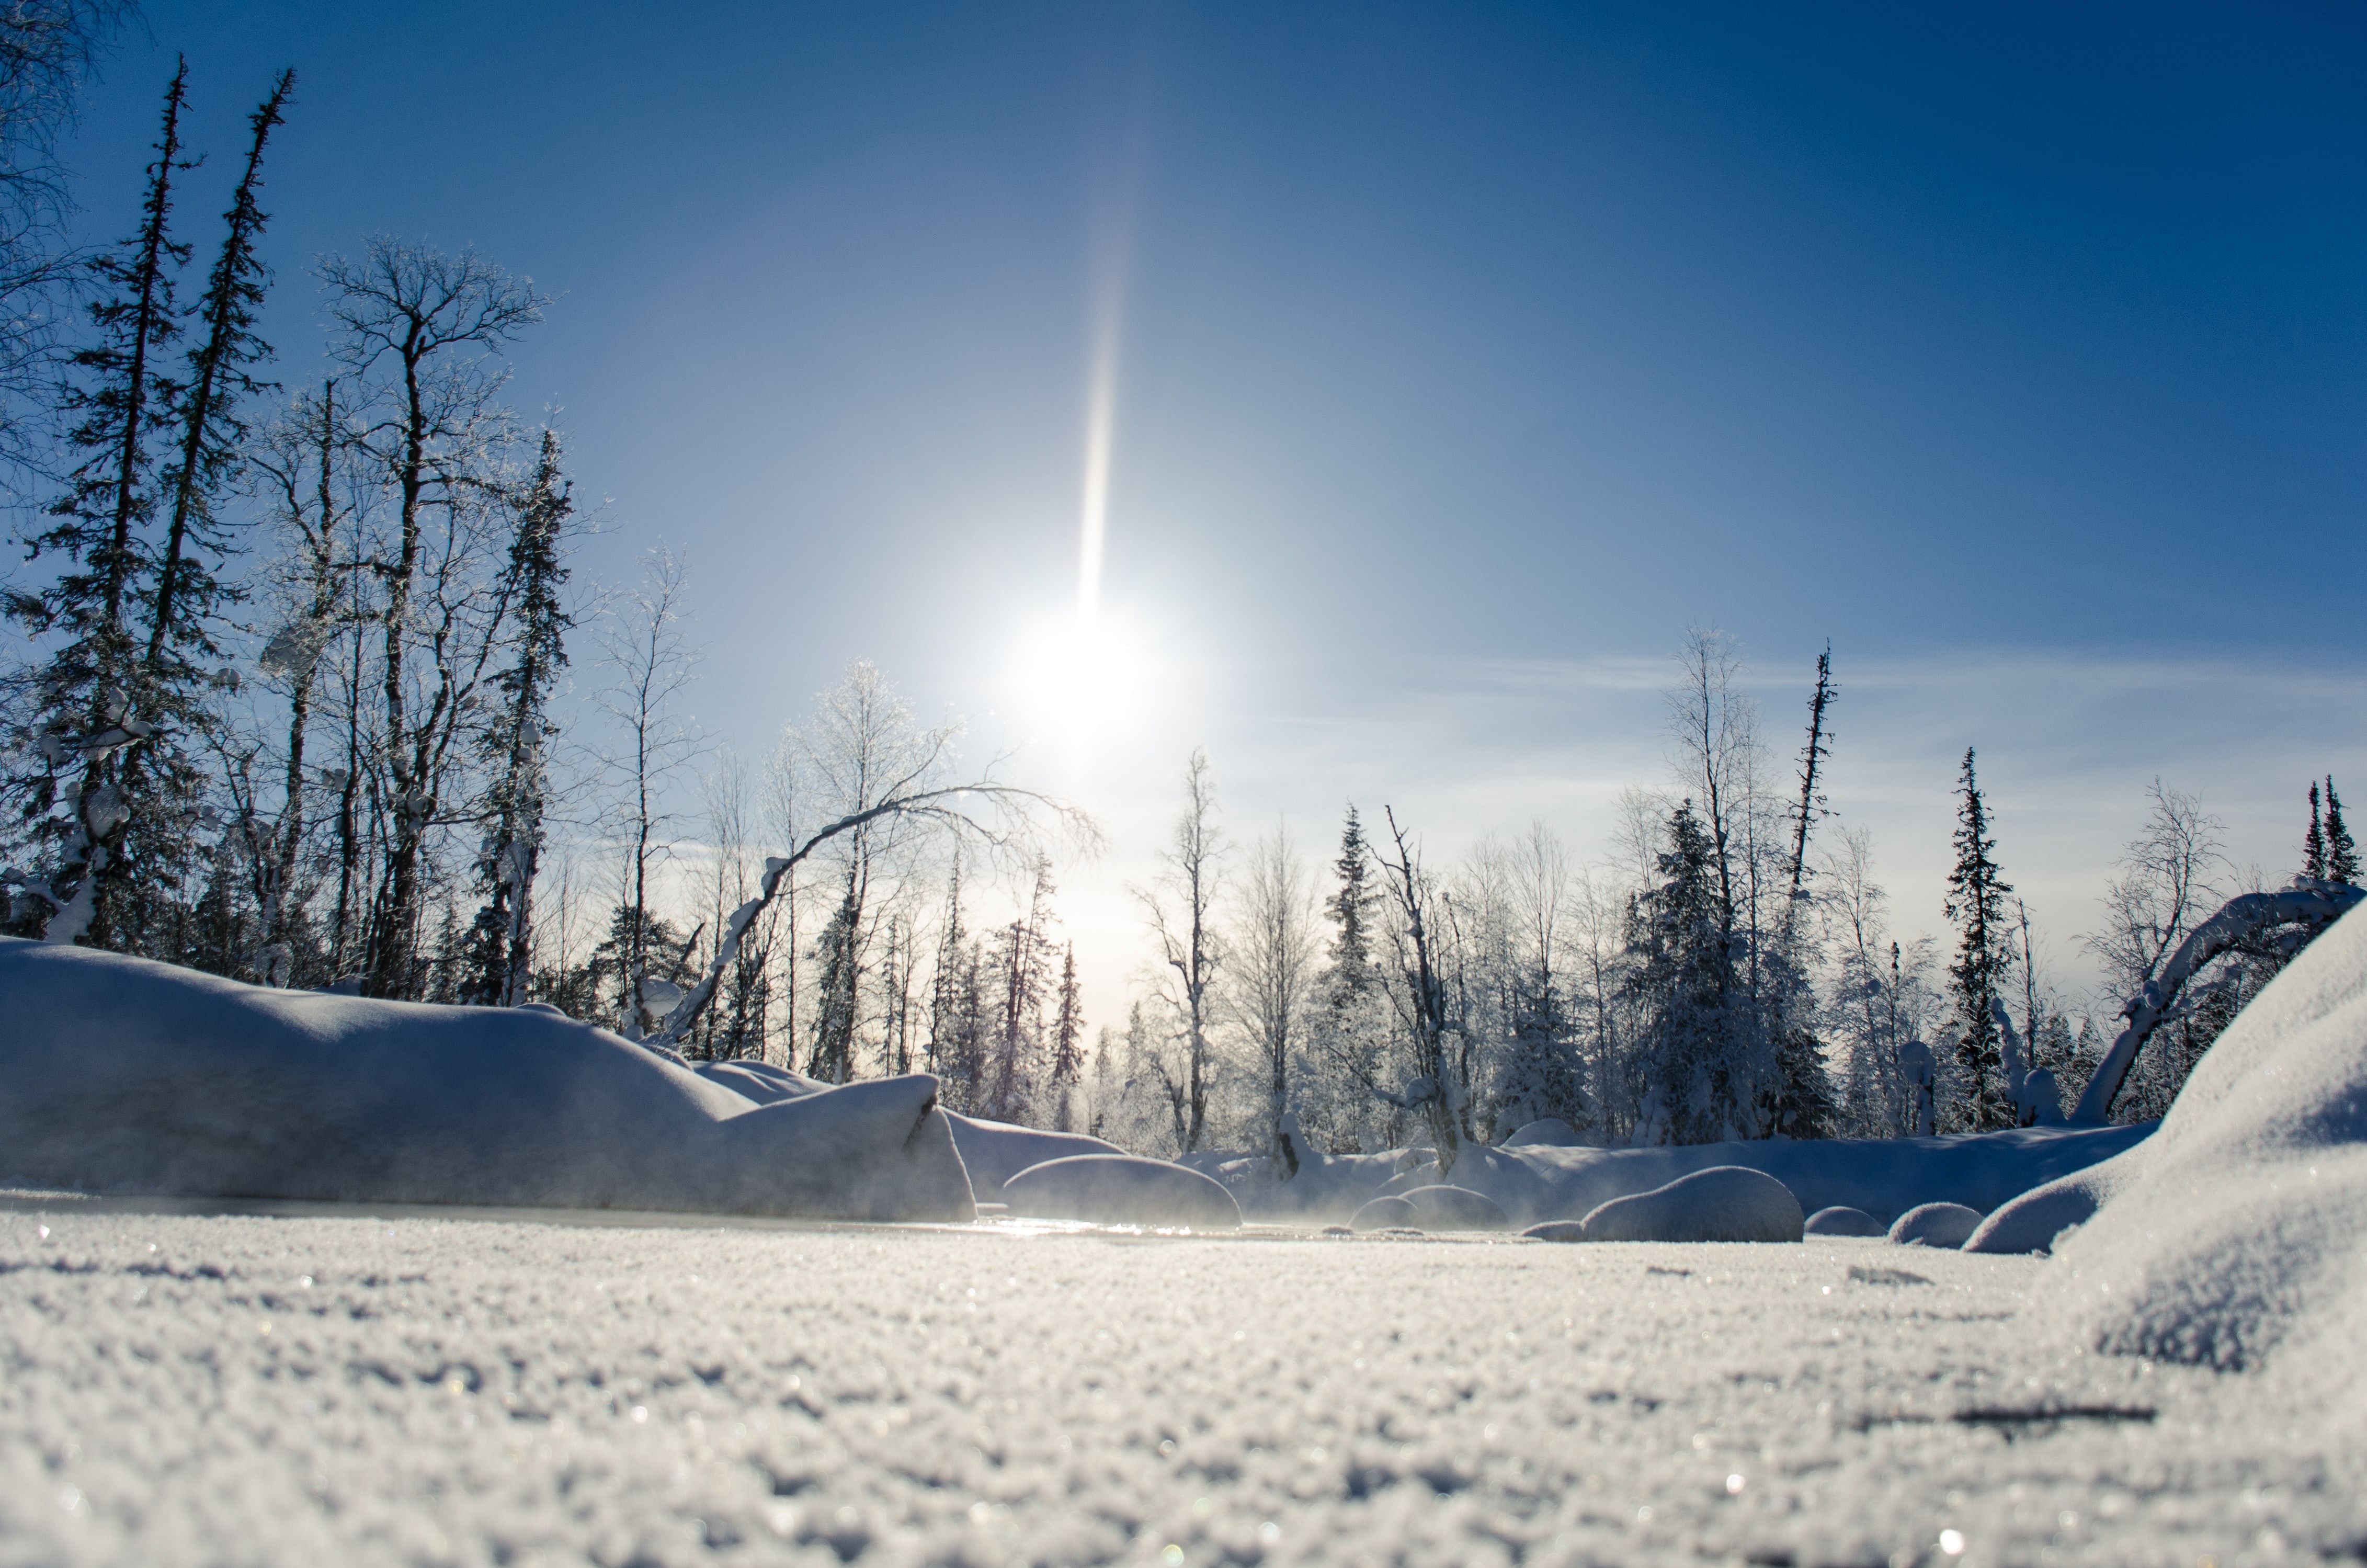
1048, 941, 1084, 1128
926, 859, 966, 1072
2304, 781, 2327, 882
3, 64, 191, 946
2328, 777, 2358, 886
460, 430, 574, 1005
1323, 804, 1375, 996
145, 70, 292, 712
1942, 747, 2015, 1130
1623, 800, 1747, 1144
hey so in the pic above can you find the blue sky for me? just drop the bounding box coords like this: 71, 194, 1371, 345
55, 2, 2367, 1013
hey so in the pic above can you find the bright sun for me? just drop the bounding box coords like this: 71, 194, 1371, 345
1011, 609, 1150, 745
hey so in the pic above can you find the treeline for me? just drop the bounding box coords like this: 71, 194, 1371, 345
1079, 635, 2353, 1165
4, 27, 2346, 1162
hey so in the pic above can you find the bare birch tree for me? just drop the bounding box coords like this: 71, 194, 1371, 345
1234, 823, 1317, 1176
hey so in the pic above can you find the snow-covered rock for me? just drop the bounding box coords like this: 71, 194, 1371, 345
2001, 902, 2367, 1386
0, 939, 973, 1222
999, 1154, 1242, 1229
1887, 1202, 1982, 1248
1373, 1124, 2146, 1230
1500, 1118, 1581, 1147
947, 1116, 1126, 1192
1350, 1195, 1419, 1232
1396, 1184, 1511, 1230
1520, 1220, 1589, 1242
1575, 1166, 1804, 1243
1804, 1205, 1885, 1237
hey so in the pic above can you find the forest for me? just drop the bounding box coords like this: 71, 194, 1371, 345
4, 27, 2356, 1174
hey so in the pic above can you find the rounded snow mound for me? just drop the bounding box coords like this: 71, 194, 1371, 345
999, 1155, 1242, 1229
1350, 1195, 1419, 1232
1575, 1165, 1804, 1243
1501, 1118, 1581, 1147
1396, 1184, 1512, 1231
2003, 902, 2367, 1382
1888, 1202, 1983, 1248
0, 940, 973, 1221
1520, 1220, 1589, 1243
1804, 1205, 1886, 1237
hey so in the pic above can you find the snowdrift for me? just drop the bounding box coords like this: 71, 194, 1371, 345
0, 939, 973, 1222
999, 1154, 1242, 1229
1803, 1205, 1884, 1237
1887, 1202, 1982, 1249
1573, 1165, 1804, 1243
1976, 904, 2367, 1387
1324, 1123, 2151, 1229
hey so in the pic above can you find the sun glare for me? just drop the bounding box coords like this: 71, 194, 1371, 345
1012, 609, 1150, 747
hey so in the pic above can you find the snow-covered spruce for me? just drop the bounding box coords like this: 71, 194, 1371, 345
0, 939, 971, 1221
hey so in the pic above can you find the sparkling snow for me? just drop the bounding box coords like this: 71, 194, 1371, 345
4, 1201, 2357, 1568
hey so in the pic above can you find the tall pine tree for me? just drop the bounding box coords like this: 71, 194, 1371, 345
1942, 747, 2015, 1130
2304, 781, 2327, 882
2326, 777, 2357, 886
4, 63, 191, 947
461, 430, 574, 1005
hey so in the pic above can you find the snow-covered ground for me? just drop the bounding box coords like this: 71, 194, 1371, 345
4, 1199, 2357, 1568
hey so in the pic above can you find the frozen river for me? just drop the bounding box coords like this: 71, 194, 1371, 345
2, 1196, 2355, 1567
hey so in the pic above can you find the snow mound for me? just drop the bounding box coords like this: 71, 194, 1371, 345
1576, 1165, 1804, 1243
1350, 1195, 1419, 1232
947, 1116, 1126, 1192
1887, 1202, 1982, 1248
0, 940, 975, 1221
1804, 1205, 1886, 1237
1375, 1124, 2146, 1230
1963, 1151, 2142, 1255
2018, 902, 2367, 1377
693, 1059, 829, 1102
999, 1155, 1241, 1229
1520, 1220, 1589, 1242
1501, 1118, 1581, 1147
1396, 1184, 1511, 1231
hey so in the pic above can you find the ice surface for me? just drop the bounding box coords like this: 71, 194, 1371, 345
1888, 1203, 1983, 1249
1804, 1205, 1886, 1237
999, 1155, 1243, 1229
0, 940, 972, 1222
1577, 1166, 1804, 1244
3, 1200, 2358, 1567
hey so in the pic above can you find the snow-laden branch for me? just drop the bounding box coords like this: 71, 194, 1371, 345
648, 780, 1089, 1051
2070, 880, 2363, 1124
